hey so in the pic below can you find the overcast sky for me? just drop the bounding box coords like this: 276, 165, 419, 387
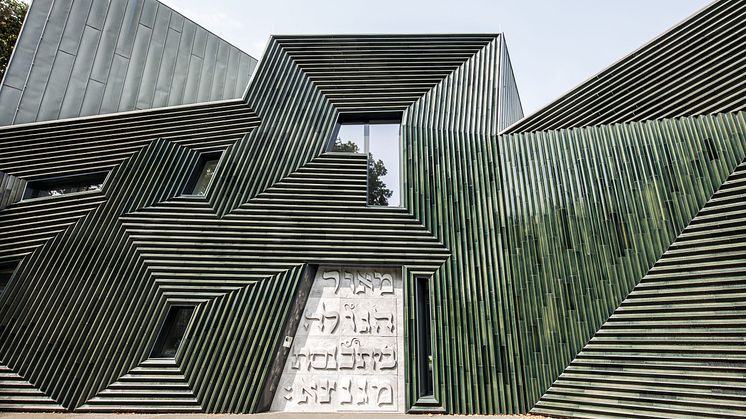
157, 0, 712, 116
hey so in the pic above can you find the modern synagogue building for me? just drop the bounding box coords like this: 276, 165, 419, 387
1, 0, 745, 417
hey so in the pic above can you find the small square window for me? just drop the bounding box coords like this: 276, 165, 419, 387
23, 172, 108, 200
185, 151, 223, 196
150, 305, 195, 359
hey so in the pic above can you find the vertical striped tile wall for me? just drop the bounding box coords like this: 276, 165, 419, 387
533, 157, 746, 418
500, 111, 746, 409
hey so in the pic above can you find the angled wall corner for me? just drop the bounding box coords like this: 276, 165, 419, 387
0, 0, 258, 126
500, 111, 746, 409
533, 154, 746, 418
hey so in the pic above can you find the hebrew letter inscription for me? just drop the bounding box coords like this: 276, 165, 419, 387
271, 266, 404, 412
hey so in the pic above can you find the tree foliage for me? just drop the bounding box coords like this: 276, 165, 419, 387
0, 0, 28, 82
332, 138, 394, 206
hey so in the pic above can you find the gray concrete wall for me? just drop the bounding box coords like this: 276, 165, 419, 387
0, 0, 257, 125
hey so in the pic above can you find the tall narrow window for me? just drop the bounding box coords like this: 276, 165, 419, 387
185, 151, 222, 195
330, 112, 402, 207
23, 171, 107, 200
0, 260, 19, 297
415, 276, 434, 398
151, 305, 195, 358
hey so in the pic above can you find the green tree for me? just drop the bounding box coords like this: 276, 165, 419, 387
0, 0, 28, 82
332, 138, 393, 206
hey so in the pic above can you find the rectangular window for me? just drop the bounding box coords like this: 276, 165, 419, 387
185, 151, 222, 196
330, 112, 402, 207
150, 305, 195, 358
23, 171, 107, 200
415, 276, 434, 398
0, 260, 19, 296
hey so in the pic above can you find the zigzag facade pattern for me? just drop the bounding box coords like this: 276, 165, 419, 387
503, 0, 746, 134
498, 112, 746, 411
1, 1, 746, 414
533, 158, 746, 418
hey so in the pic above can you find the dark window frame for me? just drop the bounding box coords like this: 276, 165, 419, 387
415, 276, 435, 400
183, 151, 224, 196
150, 304, 196, 359
328, 111, 404, 207
23, 171, 109, 200
327, 111, 403, 153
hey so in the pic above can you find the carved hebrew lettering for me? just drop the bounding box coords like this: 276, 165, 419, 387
372, 307, 395, 333
355, 271, 374, 295
374, 383, 394, 406
376, 272, 395, 295
316, 379, 336, 404
376, 345, 397, 369
272, 266, 402, 412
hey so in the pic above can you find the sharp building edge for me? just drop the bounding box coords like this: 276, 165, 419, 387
0, 0, 744, 415
0, 0, 258, 125
503, 0, 746, 134
532, 158, 746, 418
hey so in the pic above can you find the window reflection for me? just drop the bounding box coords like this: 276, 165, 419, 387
23, 172, 107, 200
150, 306, 195, 358
186, 151, 222, 196
330, 114, 401, 207
191, 158, 219, 196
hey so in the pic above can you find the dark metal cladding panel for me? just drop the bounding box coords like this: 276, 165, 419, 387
0, 0, 257, 125
59, 25, 102, 118
89, 0, 128, 83
1, 0, 53, 90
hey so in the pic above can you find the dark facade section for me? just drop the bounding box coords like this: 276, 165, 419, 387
0, 0, 257, 125
499, 111, 746, 410
503, 0, 746, 134
533, 157, 746, 418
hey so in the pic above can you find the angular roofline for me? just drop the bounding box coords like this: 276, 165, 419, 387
500, 0, 720, 134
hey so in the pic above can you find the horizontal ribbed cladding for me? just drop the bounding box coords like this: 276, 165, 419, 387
113, 153, 448, 413
399, 36, 522, 413
0, 139, 204, 410
503, 0, 746, 134
0, 100, 259, 179
533, 159, 746, 418
0, 363, 65, 412
500, 111, 746, 411
180, 266, 307, 413
209, 41, 337, 217
406, 36, 508, 135
0, 191, 106, 264
0, 172, 25, 210
274, 34, 498, 112
122, 153, 449, 284
77, 359, 201, 413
